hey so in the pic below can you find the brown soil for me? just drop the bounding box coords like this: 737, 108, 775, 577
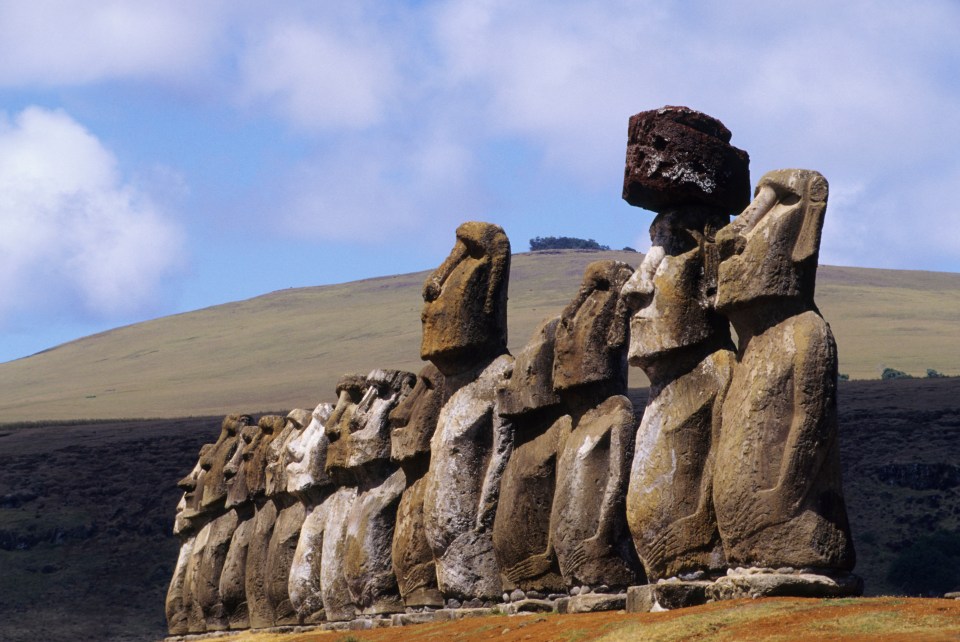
216, 597, 960, 642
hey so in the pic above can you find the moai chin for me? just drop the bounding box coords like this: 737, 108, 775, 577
492, 316, 566, 593
712, 169, 855, 573
548, 260, 641, 590
340, 369, 416, 616
421, 221, 514, 601
390, 363, 446, 608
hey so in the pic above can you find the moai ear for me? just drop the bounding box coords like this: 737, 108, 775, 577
791, 172, 829, 265
484, 234, 510, 317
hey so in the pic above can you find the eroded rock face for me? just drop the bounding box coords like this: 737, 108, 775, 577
621, 244, 734, 581
712, 169, 855, 571
622, 105, 750, 215
493, 317, 566, 593
421, 221, 514, 600
550, 262, 641, 589
390, 364, 446, 608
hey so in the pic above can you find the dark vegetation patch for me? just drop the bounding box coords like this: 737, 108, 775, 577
0, 378, 958, 640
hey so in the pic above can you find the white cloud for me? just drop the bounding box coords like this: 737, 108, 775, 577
0, 1, 225, 86
237, 11, 402, 131
0, 107, 184, 322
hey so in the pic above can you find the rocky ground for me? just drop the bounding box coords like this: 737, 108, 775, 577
0, 378, 958, 642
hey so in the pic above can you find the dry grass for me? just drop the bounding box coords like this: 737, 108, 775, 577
1, 251, 958, 422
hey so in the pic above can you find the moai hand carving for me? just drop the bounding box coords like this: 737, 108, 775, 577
421, 221, 514, 601
287, 402, 334, 624
492, 316, 566, 593
337, 369, 415, 615
390, 364, 446, 608
712, 169, 855, 572
619, 105, 745, 582
549, 261, 642, 590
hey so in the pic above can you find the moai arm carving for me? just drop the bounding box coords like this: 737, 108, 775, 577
477, 410, 513, 531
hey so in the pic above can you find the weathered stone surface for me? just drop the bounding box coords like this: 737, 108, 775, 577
265, 501, 306, 625
390, 365, 446, 608
706, 568, 863, 600
194, 509, 240, 631
420, 221, 510, 376
165, 535, 198, 635
318, 486, 360, 621
559, 592, 627, 613
622, 105, 750, 214
421, 221, 514, 601
199, 415, 250, 513
219, 511, 254, 630
713, 169, 855, 571
493, 317, 565, 593
621, 241, 734, 581
549, 262, 641, 590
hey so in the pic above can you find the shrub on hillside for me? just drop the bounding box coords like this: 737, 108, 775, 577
529, 236, 611, 251
926, 369, 947, 378
881, 367, 913, 380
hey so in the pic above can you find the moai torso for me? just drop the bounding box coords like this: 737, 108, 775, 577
550, 261, 641, 589
712, 169, 854, 571
492, 316, 566, 593
419, 221, 514, 602
390, 364, 445, 608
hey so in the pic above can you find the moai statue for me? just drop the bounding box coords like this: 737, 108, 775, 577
262, 409, 312, 626
619, 105, 746, 582
332, 369, 416, 615
492, 316, 566, 593
420, 221, 514, 602
390, 363, 446, 608
317, 375, 367, 622
188, 414, 250, 632
243, 414, 286, 629
711, 169, 855, 574
547, 261, 641, 591
286, 402, 335, 624
218, 422, 267, 630
166, 443, 213, 635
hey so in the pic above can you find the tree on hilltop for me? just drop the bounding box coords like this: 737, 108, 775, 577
529, 236, 611, 251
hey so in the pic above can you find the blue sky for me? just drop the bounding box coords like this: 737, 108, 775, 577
1, 1, 959, 364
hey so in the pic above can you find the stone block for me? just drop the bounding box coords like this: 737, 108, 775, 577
623, 106, 750, 215
706, 570, 863, 601
563, 592, 627, 613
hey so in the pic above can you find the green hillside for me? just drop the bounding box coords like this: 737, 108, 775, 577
1, 250, 958, 422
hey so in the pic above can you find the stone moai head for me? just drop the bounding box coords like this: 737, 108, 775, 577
623, 105, 750, 217
715, 168, 828, 316
245, 415, 286, 499
327, 369, 416, 474
286, 402, 335, 495
390, 363, 445, 465
264, 409, 311, 497
174, 443, 214, 534
223, 424, 262, 509
199, 414, 251, 510
553, 261, 635, 391
496, 316, 562, 417
421, 221, 510, 376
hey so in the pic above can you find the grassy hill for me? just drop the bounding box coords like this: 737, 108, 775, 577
1, 250, 959, 422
